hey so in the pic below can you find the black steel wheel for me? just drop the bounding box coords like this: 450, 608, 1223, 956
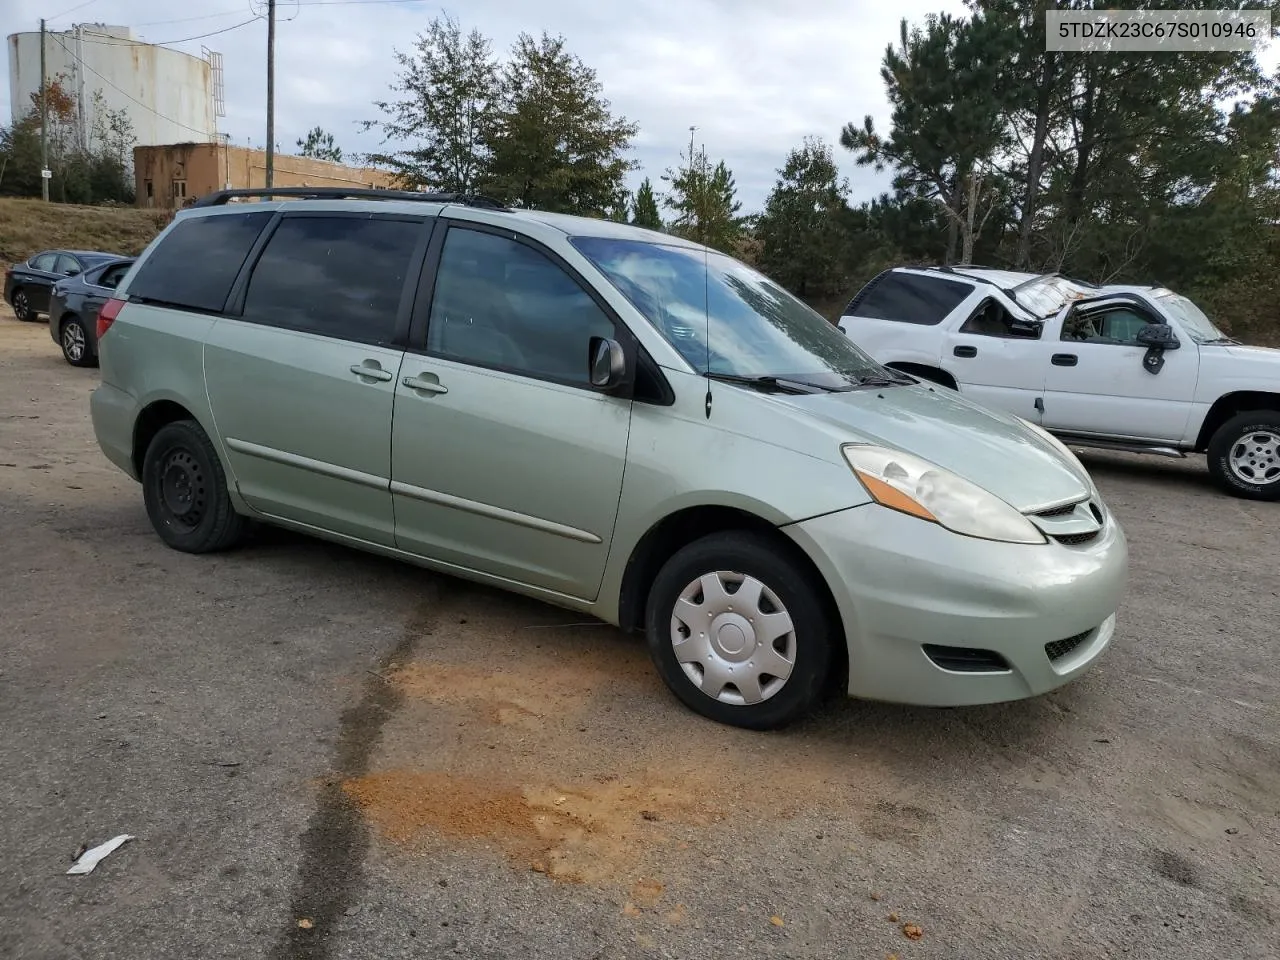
142, 419, 246, 552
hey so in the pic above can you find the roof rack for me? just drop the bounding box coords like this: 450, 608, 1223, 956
189, 187, 508, 210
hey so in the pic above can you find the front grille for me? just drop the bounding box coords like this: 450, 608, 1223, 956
923, 644, 1011, 673
1045, 630, 1091, 662
1053, 530, 1099, 546
1036, 502, 1078, 518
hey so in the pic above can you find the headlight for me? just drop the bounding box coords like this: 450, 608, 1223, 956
842, 444, 1046, 544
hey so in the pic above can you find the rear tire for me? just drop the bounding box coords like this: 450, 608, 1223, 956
60, 315, 96, 367
644, 531, 835, 730
1207, 411, 1280, 501
12, 288, 36, 322
142, 419, 246, 552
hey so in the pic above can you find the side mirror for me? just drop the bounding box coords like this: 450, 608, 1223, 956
1136, 323, 1179, 350
589, 336, 626, 389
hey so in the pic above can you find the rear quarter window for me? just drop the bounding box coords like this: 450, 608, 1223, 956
127, 211, 274, 313
845, 272, 973, 325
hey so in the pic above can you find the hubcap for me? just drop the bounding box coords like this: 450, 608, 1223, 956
1228, 430, 1280, 486
63, 322, 85, 360
669, 571, 796, 706
14, 292, 29, 317
158, 449, 207, 529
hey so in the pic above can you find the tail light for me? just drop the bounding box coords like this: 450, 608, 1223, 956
97, 298, 125, 340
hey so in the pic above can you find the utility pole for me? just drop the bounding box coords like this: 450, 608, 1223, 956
40, 18, 49, 202
265, 0, 276, 188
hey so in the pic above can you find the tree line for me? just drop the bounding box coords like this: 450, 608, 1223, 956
357, 6, 1280, 341
0, 74, 136, 205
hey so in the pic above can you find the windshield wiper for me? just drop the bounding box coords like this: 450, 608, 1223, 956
1200, 336, 1240, 345
703, 372, 830, 394
855, 370, 916, 387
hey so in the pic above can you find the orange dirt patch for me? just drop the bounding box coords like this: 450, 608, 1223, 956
343, 764, 728, 885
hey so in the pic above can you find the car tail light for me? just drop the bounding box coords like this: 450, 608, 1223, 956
97, 298, 125, 339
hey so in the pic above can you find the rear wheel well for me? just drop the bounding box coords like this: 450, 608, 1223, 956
1195, 392, 1280, 451
617, 505, 848, 694
885, 361, 958, 390
132, 400, 196, 477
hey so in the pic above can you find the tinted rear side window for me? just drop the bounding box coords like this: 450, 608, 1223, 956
241, 215, 422, 344
846, 273, 972, 325
128, 211, 272, 313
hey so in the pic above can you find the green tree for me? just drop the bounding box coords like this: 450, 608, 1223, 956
631, 177, 662, 229
296, 125, 343, 163
364, 14, 497, 191
480, 31, 637, 214
606, 190, 631, 222
756, 137, 851, 300
841, 14, 1006, 264
661, 144, 742, 251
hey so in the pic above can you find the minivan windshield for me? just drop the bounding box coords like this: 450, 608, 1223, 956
571, 236, 886, 389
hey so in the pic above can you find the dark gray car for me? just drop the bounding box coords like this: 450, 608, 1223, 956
4, 249, 119, 322
48, 258, 134, 367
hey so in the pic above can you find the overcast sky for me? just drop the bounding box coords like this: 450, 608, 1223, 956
6, 0, 957, 209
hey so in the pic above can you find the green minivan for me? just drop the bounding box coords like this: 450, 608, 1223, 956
90, 188, 1128, 729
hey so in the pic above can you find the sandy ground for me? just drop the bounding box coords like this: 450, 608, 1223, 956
1, 307, 1277, 960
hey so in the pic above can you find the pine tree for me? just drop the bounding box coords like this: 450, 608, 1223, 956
631, 177, 663, 230
661, 145, 741, 251
296, 126, 343, 163
757, 137, 851, 300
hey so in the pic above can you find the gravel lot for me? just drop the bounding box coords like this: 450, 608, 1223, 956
2, 309, 1277, 960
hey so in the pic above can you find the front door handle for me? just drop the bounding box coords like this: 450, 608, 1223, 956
954, 345, 978, 358
402, 375, 448, 395
1051, 353, 1078, 367
349, 362, 393, 382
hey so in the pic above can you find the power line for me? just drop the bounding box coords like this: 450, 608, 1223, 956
70, 17, 264, 48
47, 0, 99, 23
129, 10, 252, 29
48, 34, 214, 139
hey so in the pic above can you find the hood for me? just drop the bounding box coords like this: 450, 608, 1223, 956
1223, 343, 1280, 364
771, 384, 1092, 512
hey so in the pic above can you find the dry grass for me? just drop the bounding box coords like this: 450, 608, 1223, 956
0, 198, 170, 266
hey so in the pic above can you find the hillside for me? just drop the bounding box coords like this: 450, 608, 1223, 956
0, 198, 169, 266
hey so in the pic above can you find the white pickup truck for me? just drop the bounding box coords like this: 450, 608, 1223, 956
837, 265, 1280, 500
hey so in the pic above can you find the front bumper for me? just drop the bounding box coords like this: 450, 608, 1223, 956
785, 502, 1128, 706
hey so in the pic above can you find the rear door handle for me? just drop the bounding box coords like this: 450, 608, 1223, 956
349, 362, 392, 382
1051, 353, 1078, 366
402, 375, 448, 395
953, 345, 978, 358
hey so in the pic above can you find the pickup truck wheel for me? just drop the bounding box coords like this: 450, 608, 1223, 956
142, 420, 247, 552
644, 532, 834, 730
1207, 411, 1280, 501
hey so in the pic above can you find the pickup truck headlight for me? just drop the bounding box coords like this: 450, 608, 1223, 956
842, 444, 1046, 545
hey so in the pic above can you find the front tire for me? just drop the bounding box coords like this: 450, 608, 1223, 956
60, 315, 96, 367
1207, 411, 1280, 501
12, 288, 36, 322
142, 420, 246, 552
644, 531, 835, 730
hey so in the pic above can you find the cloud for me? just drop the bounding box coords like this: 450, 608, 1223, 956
4, 0, 966, 209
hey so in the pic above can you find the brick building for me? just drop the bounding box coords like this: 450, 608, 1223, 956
133, 142, 397, 208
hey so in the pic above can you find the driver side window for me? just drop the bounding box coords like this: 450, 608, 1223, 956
426, 228, 616, 385
1061, 307, 1151, 345
958, 298, 1041, 339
